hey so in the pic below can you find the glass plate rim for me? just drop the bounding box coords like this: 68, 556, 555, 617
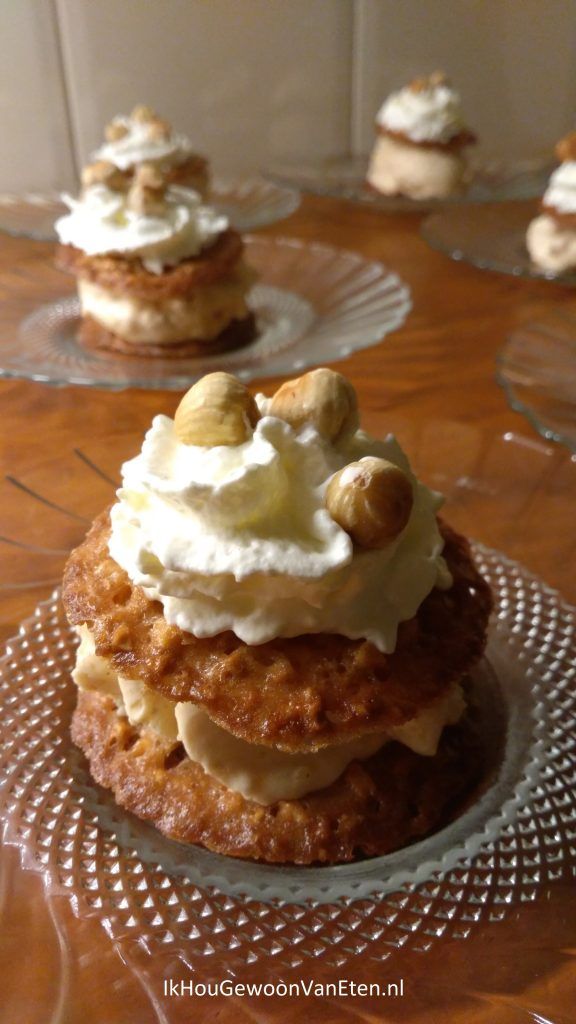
0, 175, 301, 241
0, 539, 561, 905
1, 235, 412, 391
420, 202, 576, 286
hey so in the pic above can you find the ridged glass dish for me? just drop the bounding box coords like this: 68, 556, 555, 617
497, 310, 576, 452
266, 155, 553, 213
0, 176, 300, 242
421, 199, 576, 283
5, 237, 411, 390
1, 424, 575, 1018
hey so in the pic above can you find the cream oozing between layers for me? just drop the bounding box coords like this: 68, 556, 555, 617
77, 264, 253, 345
73, 627, 466, 804
55, 184, 228, 274
108, 400, 450, 655
376, 81, 468, 144
94, 114, 194, 172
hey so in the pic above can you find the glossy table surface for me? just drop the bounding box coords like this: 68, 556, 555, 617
0, 194, 575, 1023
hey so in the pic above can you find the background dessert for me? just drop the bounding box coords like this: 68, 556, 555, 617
526, 131, 576, 273
55, 162, 256, 357
94, 104, 210, 197
63, 369, 493, 865
367, 71, 476, 200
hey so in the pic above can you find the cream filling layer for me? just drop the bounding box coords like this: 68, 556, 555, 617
526, 214, 576, 273
73, 627, 465, 805
367, 135, 467, 200
78, 264, 253, 344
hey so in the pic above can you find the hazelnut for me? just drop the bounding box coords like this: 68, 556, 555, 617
410, 70, 448, 93
556, 131, 576, 163
81, 160, 128, 192
268, 368, 359, 442
127, 162, 167, 216
325, 456, 414, 548
131, 104, 156, 123
147, 117, 172, 141
174, 373, 260, 447
105, 119, 129, 143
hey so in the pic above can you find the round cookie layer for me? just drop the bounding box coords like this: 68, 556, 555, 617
71, 686, 493, 864
63, 513, 492, 752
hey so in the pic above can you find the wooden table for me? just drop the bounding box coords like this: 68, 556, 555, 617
1, 195, 575, 1022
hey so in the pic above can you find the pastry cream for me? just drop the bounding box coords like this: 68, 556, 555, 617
108, 406, 449, 654
367, 135, 467, 200
72, 627, 465, 803
78, 264, 253, 345
526, 214, 576, 273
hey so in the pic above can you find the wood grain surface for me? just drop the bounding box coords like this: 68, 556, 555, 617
0, 194, 575, 1023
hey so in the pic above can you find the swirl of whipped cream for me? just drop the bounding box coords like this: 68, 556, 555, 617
93, 115, 193, 171
542, 161, 576, 213
108, 400, 449, 653
55, 184, 228, 274
376, 82, 467, 144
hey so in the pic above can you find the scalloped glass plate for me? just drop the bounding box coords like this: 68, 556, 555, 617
0, 176, 300, 241
2, 237, 410, 390
265, 154, 553, 213
497, 310, 576, 452
1, 423, 575, 1017
421, 199, 576, 283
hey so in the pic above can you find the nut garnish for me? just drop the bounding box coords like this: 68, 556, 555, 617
131, 104, 157, 123
409, 70, 449, 93
127, 162, 168, 216
268, 368, 359, 442
81, 160, 129, 192
174, 373, 260, 447
105, 119, 129, 143
147, 117, 172, 141
555, 131, 576, 163
325, 456, 414, 548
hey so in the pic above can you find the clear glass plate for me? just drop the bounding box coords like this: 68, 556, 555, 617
3, 237, 411, 390
265, 154, 553, 213
497, 310, 576, 452
421, 199, 576, 283
1, 423, 575, 1016
0, 176, 300, 242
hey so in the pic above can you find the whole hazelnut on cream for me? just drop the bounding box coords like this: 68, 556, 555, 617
268, 368, 359, 441
174, 372, 260, 447
325, 456, 414, 549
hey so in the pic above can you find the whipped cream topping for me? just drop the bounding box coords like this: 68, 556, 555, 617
55, 184, 228, 274
94, 114, 194, 171
376, 81, 468, 144
108, 401, 449, 654
542, 161, 576, 214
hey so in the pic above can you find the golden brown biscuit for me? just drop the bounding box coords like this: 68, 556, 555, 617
79, 311, 257, 358
376, 126, 477, 152
63, 514, 492, 752
71, 684, 496, 864
56, 228, 244, 299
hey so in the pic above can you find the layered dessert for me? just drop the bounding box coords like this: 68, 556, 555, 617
55, 162, 256, 357
526, 132, 576, 273
63, 368, 493, 865
94, 104, 209, 197
367, 72, 476, 200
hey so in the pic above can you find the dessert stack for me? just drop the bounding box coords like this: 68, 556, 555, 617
367, 71, 476, 200
63, 368, 493, 865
